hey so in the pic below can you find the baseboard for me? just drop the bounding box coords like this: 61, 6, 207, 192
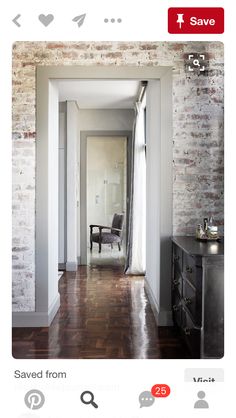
48, 294, 61, 325
66, 261, 78, 271
144, 279, 160, 324
12, 293, 60, 328
144, 278, 173, 326
58, 263, 66, 270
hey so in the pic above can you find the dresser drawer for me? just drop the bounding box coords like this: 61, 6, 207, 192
182, 308, 201, 358
173, 243, 183, 272
182, 279, 202, 326
172, 290, 182, 327
172, 265, 183, 296
183, 252, 198, 287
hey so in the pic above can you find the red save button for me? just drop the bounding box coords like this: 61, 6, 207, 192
168, 8, 224, 34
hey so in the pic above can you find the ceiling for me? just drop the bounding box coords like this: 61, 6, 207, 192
57, 80, 140, 109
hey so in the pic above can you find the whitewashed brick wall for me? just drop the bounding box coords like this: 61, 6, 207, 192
12, 42, 224, 312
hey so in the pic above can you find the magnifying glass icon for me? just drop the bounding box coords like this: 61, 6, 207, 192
80, 391, 98, 409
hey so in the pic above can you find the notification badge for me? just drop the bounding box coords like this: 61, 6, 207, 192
151, 384, 171, 398
168, 8, 224, 34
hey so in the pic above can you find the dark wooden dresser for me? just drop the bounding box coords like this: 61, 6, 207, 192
172, 236, 224, 359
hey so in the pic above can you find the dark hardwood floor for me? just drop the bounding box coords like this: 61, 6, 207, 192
12, 265, 190, 359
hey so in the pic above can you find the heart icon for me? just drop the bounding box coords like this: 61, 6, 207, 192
38, 14, 54, 27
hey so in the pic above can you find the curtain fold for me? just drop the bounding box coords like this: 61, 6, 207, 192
125, 99, 146, 275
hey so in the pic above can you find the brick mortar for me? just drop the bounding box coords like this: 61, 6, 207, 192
12, 41, 224, 311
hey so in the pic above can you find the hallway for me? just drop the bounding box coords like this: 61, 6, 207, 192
88, 246, 125, 267
12, 266, 190, 359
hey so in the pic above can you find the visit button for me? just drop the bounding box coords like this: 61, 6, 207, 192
168, 7, 224, 34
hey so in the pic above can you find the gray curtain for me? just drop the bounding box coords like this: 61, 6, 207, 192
124, 105, 137, 273
125, 99, 146, 275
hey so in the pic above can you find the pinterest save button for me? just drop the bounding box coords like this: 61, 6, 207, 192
168, 8, 224, 34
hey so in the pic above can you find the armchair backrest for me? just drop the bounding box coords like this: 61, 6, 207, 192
111, 213, 124, 236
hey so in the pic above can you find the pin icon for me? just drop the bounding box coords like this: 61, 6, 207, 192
177, 13, 184, 29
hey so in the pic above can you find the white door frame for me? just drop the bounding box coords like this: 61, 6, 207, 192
32, 66, 172, 327
80, 130, 132, 265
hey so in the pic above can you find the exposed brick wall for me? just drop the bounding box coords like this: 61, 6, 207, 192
12, 42, 224, 311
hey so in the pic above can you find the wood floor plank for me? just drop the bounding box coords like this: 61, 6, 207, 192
12, 265, 190, 359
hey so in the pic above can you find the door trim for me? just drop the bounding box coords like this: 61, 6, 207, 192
80, 130, 132, 265
36, 65, 172, 326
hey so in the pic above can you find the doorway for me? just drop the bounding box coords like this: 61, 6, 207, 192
80, 131, 132, 266
35, 66, 172, 328
86, 136, 127, 266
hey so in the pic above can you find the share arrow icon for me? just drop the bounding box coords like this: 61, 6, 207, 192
72, 13, 86, 28
12, 14, 21, 27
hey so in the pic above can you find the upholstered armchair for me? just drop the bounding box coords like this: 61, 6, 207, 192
90, 213, 124, 253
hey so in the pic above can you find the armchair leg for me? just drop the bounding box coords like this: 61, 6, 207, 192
90, 226, 93, 251
98, 226, 102, 253
118, 243, 121, 251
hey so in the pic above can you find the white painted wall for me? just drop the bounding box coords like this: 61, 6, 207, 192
145, 78, 173, 326
87, 136, 126, 246
58, 109, 66, 264
78, 109, 134, 131
159, 71, 173, 320
66, 101, 79, 271
48, 81, 60, 309
146, 81, 161, 312
77, 122, 80, 261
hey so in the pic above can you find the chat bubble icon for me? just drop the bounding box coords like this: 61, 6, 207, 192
139, 391, 155, 408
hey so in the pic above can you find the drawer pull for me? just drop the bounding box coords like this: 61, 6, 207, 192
173, 279, 180, 286
186, 266, 193, 274
184, 327, 191, 336
183, 297, 192, 306
173, 305, 180, 312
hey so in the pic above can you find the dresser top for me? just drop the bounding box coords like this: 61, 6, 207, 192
172, 236, 224, 257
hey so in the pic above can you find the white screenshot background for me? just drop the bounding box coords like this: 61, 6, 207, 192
0, 0, 235, 416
